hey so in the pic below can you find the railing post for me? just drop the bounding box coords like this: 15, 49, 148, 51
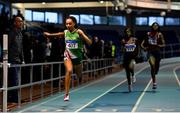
3, 34, 8, 112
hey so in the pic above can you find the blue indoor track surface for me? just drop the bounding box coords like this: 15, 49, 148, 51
13, 57, 180, 112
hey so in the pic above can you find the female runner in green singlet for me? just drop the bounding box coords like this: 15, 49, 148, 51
44, 16, 92, 101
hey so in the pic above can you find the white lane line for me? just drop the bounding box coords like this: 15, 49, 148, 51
18, 64, 148, 113
74, 79, 127, 113
17, 72, 118, 113
173, 66, 180, 87
131, 79, 152, 113
74, 65, 149, 113
131, 63, 180, 113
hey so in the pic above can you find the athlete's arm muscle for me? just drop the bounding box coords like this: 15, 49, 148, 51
78, 29, 92, 45
44, 32, 64, 38
158, 32, 165, 48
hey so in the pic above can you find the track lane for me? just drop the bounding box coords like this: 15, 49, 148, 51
134, 63, 180, 112
14, 57, 180, 112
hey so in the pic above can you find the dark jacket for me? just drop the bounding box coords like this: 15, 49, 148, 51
8, 28, 24, 63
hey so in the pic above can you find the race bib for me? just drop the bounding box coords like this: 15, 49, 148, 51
66, 40, 78, 49
125, 44, 136, 52
148, 37, 157, 45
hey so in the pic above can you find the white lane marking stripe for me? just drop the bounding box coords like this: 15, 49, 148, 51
74, 79, 127, 113
131, 79, 152, 113
18, 64, 148, 113
131, 63, 180, 113
75, 65, 149, 113
17, 72, 117, 112
17, 68, 127, 112
173, 66, 180, 87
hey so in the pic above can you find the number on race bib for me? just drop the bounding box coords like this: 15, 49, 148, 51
148, 37, 157, 45
125, 44, 136, 52
66, 40, 78, 49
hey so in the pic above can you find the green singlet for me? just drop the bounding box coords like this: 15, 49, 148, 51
64, 29, 83, 65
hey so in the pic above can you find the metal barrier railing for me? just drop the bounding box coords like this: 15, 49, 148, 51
0, 57, 115, 112
1, 34, 180, 112
161, 43, 180, 58
0, 34, 116, 112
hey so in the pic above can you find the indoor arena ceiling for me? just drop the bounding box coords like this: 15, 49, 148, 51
9, 0, 180, 3
10, 0, 180, 12
9, 0, 114, 3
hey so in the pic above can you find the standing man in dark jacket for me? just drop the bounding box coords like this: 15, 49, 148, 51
8, 16, 24, 102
